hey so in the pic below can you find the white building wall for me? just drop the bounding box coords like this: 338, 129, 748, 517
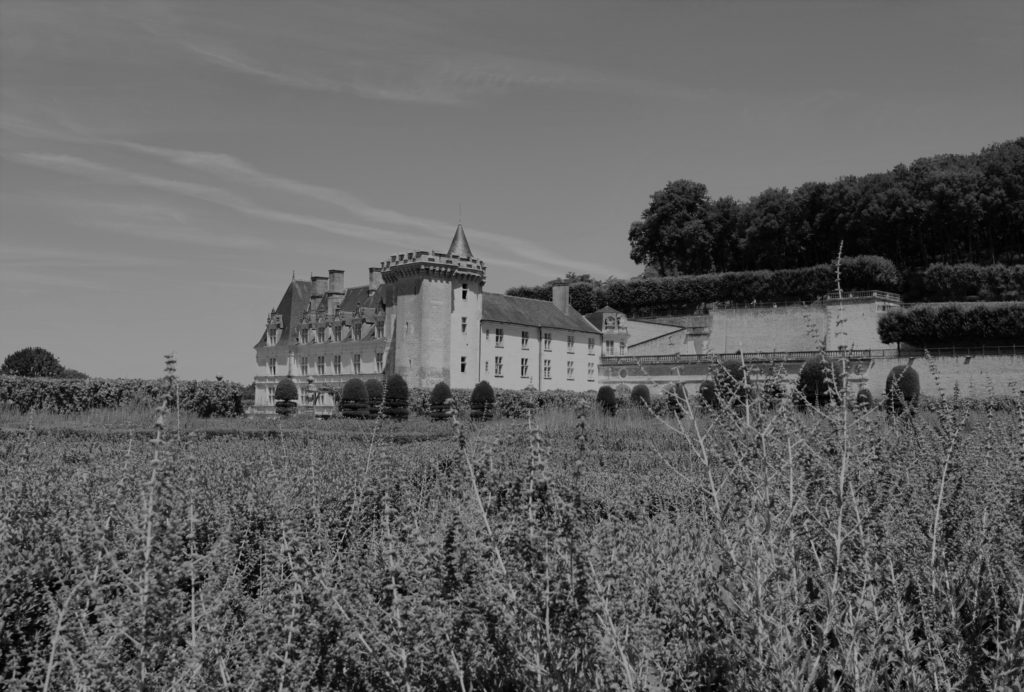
479, 320, 599, 392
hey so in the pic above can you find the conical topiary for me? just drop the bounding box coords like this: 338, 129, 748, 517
797, 356, 846, 408
885, 364, 920, 415
340, 378, 369, 418
470, 380, 496, 420
274, 377, 298, 416
596, 385, 617, 415
630, 383, 651, 408
384, 374, 409, 420
429, 381, 455, 421
365, 378, 384, 417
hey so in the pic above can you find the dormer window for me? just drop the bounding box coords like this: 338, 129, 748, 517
317, 327, 325, 343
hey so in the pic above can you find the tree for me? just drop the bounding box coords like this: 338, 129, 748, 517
628, 179, 712, 276
1, 347, 65, 378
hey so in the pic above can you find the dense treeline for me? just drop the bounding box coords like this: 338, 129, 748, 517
509, 256, 900, 315
878, 303, 1024, 346
628, 138, 1024, 275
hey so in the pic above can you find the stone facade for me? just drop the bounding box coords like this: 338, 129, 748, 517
253, 226, 601, 410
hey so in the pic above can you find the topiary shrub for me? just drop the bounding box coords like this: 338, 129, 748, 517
429, 381, 455, 421
596, 385, 617, 415
855, 387, 874, 410
470, 380, 496, 421
630, 384, 652, 409
384, 374, 409, 420
885, 364, 920, 415
699, 379, 720, 409
797, 356, 845, 407
340, 378, 369, 418
365, 378, 384, 417
274, 377, 298, 416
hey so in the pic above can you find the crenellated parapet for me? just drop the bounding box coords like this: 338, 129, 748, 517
380, 250, 486, 284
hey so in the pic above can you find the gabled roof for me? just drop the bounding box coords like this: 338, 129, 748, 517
256, 280, 312, 348
482, 293, 600, 333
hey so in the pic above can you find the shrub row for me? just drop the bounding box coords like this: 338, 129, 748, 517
919, 262, 1024, 302
878, 303, 1024, 345
507, 256, 900, 315
0, 376, 246, 417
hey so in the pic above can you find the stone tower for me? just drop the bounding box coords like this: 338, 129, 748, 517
380, 224, 486, 389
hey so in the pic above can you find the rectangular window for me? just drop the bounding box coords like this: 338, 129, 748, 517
494, 356, 503, 377
543, 332, 552, 351
353, 354, 361, 375
374, 321, 382, 339
543, 359, 551, 379
333, 355, 342, 374
604, 340, 614, 356
567, 335, 574, 353
299, 330, 306, 345
460, 356, 467, 373
587, 362, 595, 380
266, 329, 276, 346
300, 357, 309, 376
462, 283, 468, 300
316, 356, 325, 375
495, 328, 504, 348
484, 360, 489, 373
375, 353, 384, 373
310, 328, 317, 344
619, 341, 626, 355
520, 357, 529, 378
317, 327, 325, 343
567, 360, 574, 380
521, 331, 529, 349
268, 357, 277, 376
588, 337, 595, 355
461, 316, 467, 333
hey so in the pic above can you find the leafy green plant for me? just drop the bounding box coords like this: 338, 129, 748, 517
630, 383, 651, 408
429, 381, 455, 421
797, 355, 845, 407
365, 378, 384, 417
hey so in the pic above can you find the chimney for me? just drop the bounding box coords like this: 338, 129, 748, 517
311, 275, 328, 296
552, 282, 570, 314
328, 269, 345, 294
368, 267, 383, 292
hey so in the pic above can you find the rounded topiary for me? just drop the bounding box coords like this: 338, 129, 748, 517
885, 364, 920, 415
274, 377, 298, 403
275, 400, 297, 417
470, 380, 496, 421
384, 374, 409, 420
365, 378, 384, 417
797, 356, 845, 407
429, 381, 455, 421
340, 378, 369, 418
630, 384, 651, 408
855, 387, 874, 410
596, 385, 617, 415
699, 379, 720, 409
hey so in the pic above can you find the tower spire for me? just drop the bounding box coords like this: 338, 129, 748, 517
447, 222, 473, 259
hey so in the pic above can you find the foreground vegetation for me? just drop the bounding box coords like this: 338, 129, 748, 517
2, 372, 1023, 689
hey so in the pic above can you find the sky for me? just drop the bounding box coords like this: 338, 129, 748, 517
1, 1, 1021, 382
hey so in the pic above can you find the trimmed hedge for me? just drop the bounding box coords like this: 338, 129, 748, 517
797, 356, 846, 407
0, 376, 246, 417
508, 256, 899, 315
878, 303, 1024, 345
921, 263, 1024, 302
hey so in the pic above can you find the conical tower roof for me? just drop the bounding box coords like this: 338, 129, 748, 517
447, 223, 473, 259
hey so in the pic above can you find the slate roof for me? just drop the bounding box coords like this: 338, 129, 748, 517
255, 280, 312, 348
482, 293, 599, 333
447, 223, 473, 259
